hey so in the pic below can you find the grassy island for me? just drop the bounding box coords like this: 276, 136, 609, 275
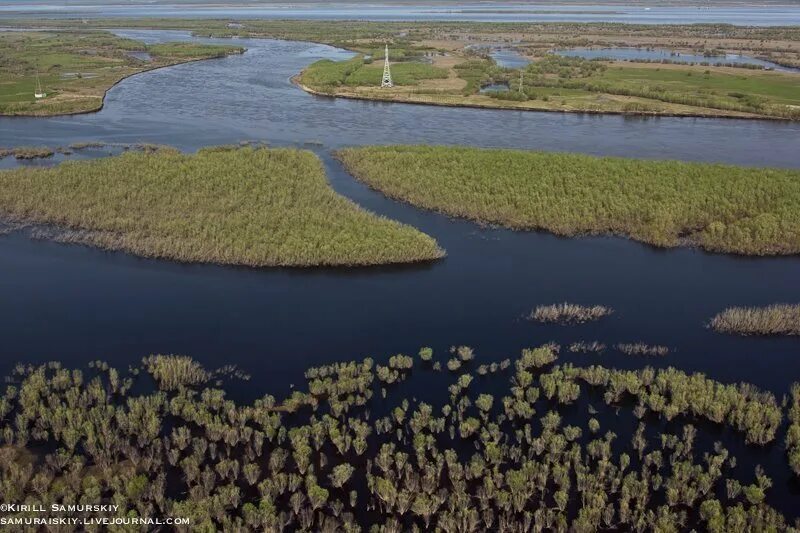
337, 146, 800, 256
0, 146, 443, 266
710, 304, 800, 336
0, 345, 794, 530
0, 30, 243, 116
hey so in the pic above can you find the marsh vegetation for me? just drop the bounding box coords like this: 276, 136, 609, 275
614, 343, 670, 357
0, 344, 795, 530
337, 145, 800, 256
529, 303, 614, 325
710, 304, 800, 336
0, 146, 443, 266
5, 19, 799, 119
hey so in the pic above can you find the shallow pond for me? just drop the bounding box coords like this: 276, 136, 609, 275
126, 50, 152, 62
478, 82, 510, 93
1, 31, 800, 515
489, 48, 531, 69
556, 46, 800, 73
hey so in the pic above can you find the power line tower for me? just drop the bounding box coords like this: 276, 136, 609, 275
381, 44, 393, 88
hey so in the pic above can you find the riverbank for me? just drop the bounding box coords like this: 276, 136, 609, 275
337, 145, 800, 256
298, 53, 800, 121
0, 30, 244, 116
294, 73, 773, 120
0, 146, 444, 266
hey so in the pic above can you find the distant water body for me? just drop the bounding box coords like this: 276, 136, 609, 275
2, 3, 800, 26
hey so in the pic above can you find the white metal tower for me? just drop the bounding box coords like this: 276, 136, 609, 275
381, 44, 393, 88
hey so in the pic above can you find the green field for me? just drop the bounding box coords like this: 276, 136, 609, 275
344, 61, 448, 86
0, 30, 242, 116
0, 146, 443, 266
300, 55, 448, 91
521, 57, 800, 119
337, 146, 800, 256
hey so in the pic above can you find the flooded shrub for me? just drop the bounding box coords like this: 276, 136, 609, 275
787, 384, 800, 477
453, 345, 475, 361
418, 347, 433, 362
0, 345, 791, 530
142, 354, 209, 390
568, 341, 607, 354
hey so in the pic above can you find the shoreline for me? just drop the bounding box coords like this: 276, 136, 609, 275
0, 51, 243, 119
292, 74, 789, 122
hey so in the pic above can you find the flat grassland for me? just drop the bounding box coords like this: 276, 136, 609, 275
301, 53, 800, 120
0, 147, 444, 266
0, 30, 243, 116
337, 146, 800, 256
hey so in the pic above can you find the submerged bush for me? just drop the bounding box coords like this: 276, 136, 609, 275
787, 384, 800, 477
0, 344, 792, 530
143, 354, 209, 390
615, 342, 670, 357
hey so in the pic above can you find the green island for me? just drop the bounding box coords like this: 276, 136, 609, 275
0, 344, 796, 530
0, 146, 443, 266
0, 30, 243, 116
337, 145, 800, 256
3, 19, 800, 119
710, 304, 800, 336
299, 52, 800, 120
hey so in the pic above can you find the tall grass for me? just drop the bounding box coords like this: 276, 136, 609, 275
710, 304, 800, 336
300, 56, 447, 92
337, 146, 800, 256
529, 303, 613, 324
299, 56, 365, 91
614, 343, 670, 356
0, 147, 444, 267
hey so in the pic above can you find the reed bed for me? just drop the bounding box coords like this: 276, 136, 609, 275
529, 302, 614, 324
710, 304, 800, 336
568, 341, 607, 354
0, 147, 443, 267
337, 146, 800, 256
0, 146, 55, 160
615, 343, 670, 356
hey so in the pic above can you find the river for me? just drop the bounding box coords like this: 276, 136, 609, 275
1, 30, 800, 512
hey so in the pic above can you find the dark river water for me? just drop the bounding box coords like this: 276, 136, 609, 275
2, 30, 800, 514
